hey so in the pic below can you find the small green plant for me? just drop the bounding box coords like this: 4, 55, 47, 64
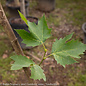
10, 11, 86, 81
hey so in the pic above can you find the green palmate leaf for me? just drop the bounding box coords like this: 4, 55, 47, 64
16, 12, 52, 47
52, 33, 86, 67
10, 55, 35, 70
18, 11, 28, 25
30, 65, 46, 81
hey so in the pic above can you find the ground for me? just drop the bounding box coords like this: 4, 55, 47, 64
0, 0, 86, 86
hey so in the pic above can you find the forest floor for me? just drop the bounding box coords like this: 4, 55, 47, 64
0, 0, 86, 86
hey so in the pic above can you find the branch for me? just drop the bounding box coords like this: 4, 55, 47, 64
39, 53, 53, 66
39, 44, 47, 66
0, 3, 32, 83
25, 51, 41, 62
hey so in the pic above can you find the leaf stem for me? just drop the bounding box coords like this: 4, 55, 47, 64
39, 46, 47, 66
39, 53, 53, 66
42, 43, 47, 52
39, 42, 53, 66
44, 54, 53, 60
39, 58, 45, 66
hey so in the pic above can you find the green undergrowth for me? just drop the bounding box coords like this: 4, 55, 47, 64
68, 66, 86, 86
29, 0, 37, 9
56, 0, 86, 26
47, 13, 61, 27
0, 41, 8, 57
0, 56, 17, 83
0, 26, 11, 57
0, 25, 8, 39
0, 25, 4, 32
0, 0, 6, 6
68, 73, 86, 86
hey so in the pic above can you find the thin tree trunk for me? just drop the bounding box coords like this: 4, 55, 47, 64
0, 3, 32, 83
20, 0, 26, 17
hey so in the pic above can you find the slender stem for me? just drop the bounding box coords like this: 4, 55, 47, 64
42, 43, 47, 52
39, 50, 46, 66
39, 53, 53, 66
44, 54, 53, 60
39, 58, 45, 66
43, 51, 46, 58
39, 43, 47, 66
39, 42, 53, 66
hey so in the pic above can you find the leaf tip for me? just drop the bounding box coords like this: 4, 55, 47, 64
71, 32, 75, 36
43, 13, 45, 17
43, 77, 46, 81
18, 10, 20, 13
10, 66, 14, 70
42, 14, 46, 20
62, 65, 66, 68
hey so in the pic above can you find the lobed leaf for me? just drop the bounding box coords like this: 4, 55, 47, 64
52, 33, 86, 67
15, 30, 41, 47
10, 55, 35, 70
30, 65, 46, 81
16, 12, 52, 47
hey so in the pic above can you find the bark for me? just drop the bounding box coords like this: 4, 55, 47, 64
0, 3, 33, 83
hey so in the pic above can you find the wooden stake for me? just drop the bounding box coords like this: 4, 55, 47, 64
20, 0, 26, 17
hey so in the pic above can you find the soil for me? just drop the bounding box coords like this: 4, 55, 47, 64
37, 0, 55, 12
7, 2, 20, 8
11, 17, 38, 24
6, 0, 28, 8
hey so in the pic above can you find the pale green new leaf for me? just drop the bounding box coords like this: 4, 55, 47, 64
52, 33, 86, 67
18, 11, 28, 25
16, 12, 52, 47
10, 55, 35, 70
30, 65, 46, 81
